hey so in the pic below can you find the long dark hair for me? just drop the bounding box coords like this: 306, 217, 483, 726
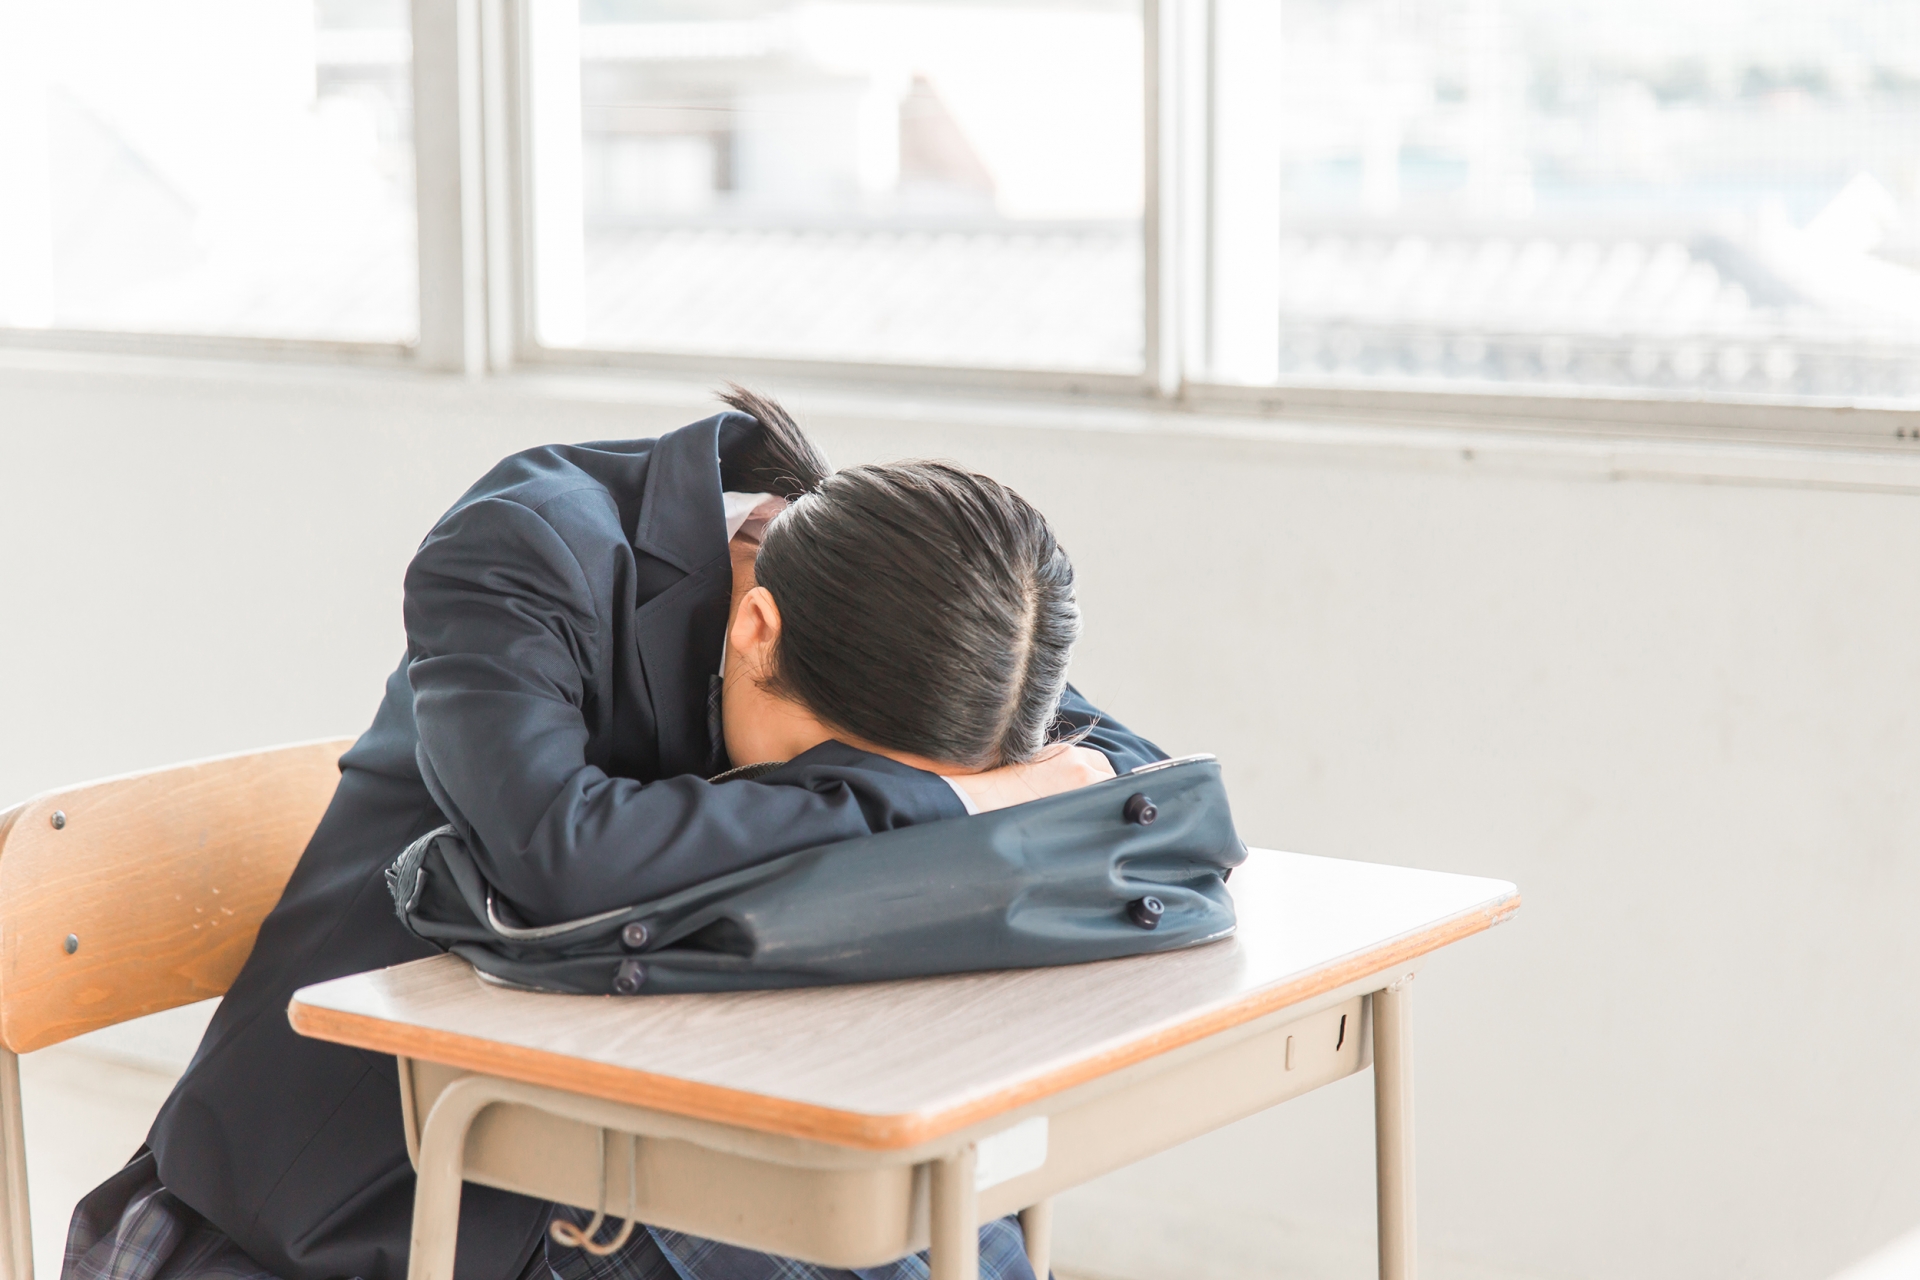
752, 459, 1081, 768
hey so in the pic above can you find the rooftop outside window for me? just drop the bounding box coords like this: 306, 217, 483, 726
1245, 0, 1920, 404
526, 0, 1145, 374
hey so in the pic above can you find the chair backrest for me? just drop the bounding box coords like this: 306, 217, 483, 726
0, 738, 353, 1053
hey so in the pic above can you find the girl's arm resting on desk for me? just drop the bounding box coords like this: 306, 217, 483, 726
404, 497, 967, 925
404, 497, 1166, 923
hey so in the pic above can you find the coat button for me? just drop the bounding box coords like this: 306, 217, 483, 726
612, 959, 647, 994
1127, 895, 1165, 929
621, 921, 650, 950
1124, 793, 1158, 825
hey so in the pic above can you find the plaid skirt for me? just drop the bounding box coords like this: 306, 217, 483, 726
65, 1153, 1040, 1280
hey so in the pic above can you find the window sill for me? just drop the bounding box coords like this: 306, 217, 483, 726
6, 345, 1920, 497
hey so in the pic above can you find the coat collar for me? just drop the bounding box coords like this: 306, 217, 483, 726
629, 412, 763, 778
630, 415, 730, 575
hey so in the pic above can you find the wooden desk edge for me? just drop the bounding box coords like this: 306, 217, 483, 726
289, 888, 1519, 1151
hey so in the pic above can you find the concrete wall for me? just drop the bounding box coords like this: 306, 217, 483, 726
4, 353, 1919, 1280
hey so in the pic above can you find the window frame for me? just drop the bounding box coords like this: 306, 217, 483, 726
3, 0, 1917, 447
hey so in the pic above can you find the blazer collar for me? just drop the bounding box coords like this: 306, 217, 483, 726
631, 415, 728, 575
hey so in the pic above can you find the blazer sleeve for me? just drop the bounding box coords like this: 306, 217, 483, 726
402, 496, 966, 925
1055, 683, 1168, 775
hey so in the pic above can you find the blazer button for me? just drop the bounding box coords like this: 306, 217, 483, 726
1124, 793, 1158, 825
613, 959, 647, 994
1127, 895, 1165, 930
621, 921, 650, 950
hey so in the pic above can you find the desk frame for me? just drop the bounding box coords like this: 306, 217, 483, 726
394, 964, 1421, 1280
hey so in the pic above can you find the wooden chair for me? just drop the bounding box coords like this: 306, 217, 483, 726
0, 738, 354, 1280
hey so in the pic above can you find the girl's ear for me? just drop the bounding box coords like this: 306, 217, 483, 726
729, 586, 783, 675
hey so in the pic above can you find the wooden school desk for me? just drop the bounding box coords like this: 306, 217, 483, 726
288, 850, 1518, 1280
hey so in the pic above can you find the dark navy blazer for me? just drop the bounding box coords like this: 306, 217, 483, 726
142, 414, 1162, 1280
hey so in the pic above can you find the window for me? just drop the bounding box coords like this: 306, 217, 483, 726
5, 0, 1916, 418
1236, 0, 1920, 403
0, 0, 416, 343
525, 0, 1145, 373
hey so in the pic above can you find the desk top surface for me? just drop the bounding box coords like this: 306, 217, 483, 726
289, 849, 1516, 1149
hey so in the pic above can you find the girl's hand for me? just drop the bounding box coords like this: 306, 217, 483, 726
948, 745, 1116, 813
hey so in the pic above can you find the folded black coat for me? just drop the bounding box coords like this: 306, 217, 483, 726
390, 754, 1246, 995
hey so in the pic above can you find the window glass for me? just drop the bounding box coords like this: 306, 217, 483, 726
0, 0, 416, 343
529, 0, 1144, 373
1258, 0, 1920, 402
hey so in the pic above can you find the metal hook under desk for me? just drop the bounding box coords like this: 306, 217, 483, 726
549, 1127, 640, 1256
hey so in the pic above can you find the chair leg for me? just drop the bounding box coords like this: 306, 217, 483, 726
0, 1049, 33, 1280
1018, 1199, 1053, 1280
928, 1147, 979, 1280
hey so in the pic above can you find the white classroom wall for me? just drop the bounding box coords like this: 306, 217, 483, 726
2, 353, 1918, 1280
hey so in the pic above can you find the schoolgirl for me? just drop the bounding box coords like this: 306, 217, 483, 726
66, 391, 1161, 1280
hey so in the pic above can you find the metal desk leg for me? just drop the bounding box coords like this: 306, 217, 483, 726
1018, 1200, 1053, 1279
408, 1076, 503, 1280
929, 1146, 980, 1280
1373, 978, 1416, 1280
